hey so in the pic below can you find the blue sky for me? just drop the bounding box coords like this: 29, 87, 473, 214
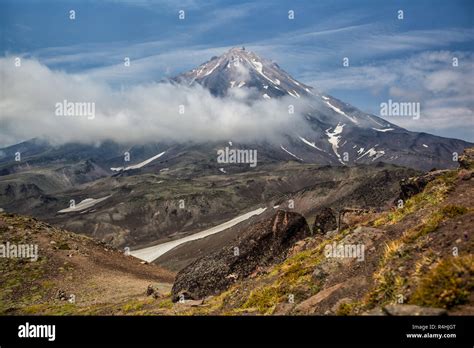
1, 0, 473, 141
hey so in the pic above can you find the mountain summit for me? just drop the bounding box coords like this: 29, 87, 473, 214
173, 47, 314, 99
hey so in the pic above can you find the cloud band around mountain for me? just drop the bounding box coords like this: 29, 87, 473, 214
0, 57, 311, 147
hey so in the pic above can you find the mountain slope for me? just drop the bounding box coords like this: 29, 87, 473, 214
0, 213, 174, 314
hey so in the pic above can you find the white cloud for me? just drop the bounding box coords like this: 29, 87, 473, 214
306, 51, 474, 139
0, 57, 309, 147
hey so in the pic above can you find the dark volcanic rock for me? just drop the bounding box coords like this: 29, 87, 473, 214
398, 170, 449, 202
146, 284, 155, 296
312, 207, 337, 234
171, 210, 310, 301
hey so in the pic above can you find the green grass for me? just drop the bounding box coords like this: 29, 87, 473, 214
157, 298, 174, 309
228, 230, 351, 314
336, 301, 363, 316
403, 205, 469, 243
241, 286, 282, 314
121, 300, 145, 313
366, 199, 470, 309
410, 255, 473, 309
373, 171, 458, 227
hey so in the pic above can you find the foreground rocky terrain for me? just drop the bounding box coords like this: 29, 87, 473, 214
179, 149, 472, 315
1, 149, 472, 315
0, 214, 173, 314
171, 210, 311, 301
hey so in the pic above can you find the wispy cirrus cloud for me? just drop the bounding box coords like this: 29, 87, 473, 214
308, 51, 474, 141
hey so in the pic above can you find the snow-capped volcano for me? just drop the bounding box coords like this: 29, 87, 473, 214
174, 47, 397, 129
169, 47, 471, 170
1, 48, 470, 173
173, 47, 314, 99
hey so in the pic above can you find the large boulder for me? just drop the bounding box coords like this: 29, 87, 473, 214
312, 207, 337, 234
171, 210, 310, 301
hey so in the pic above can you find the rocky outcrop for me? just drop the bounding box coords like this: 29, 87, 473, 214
293, 283, 344, 314
398, 148, 473, 202
398, 170, 449, 202
171, 210, 310, 301
312, 207, 337, 234
459, 147, 474, 170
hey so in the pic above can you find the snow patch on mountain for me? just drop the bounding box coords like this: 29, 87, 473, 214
203, 61, 221, 77
291, 78, 301, 86
288, 90, 300, 98
357, 146, 385, 161
130, 207, 268, 262
58, 195, 111, 213
372, 127, 394, 132
324, 101, 358, 124
252, 60, 263, 72
326, 123, 346, 165
280, 145, 304, 161
245, 56, 280, 85
111, 151, 166, 172
298, 136, 323, 151
368, 115, 389, 127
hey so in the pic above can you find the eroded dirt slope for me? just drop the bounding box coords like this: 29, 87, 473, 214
0, 214, 174, 315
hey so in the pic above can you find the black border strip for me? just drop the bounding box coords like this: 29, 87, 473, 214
0, 315, 472, 346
